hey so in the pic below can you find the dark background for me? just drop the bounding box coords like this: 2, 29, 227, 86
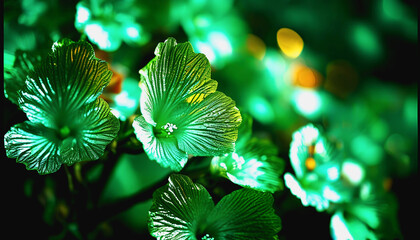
2, 0, 418, 239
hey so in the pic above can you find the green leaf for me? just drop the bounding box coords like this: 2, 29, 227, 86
205, 188, 281, 239
134, 37, 241, 171
19, 39, 112, 128
4, 121, 62, 174
149, 174, 214, 240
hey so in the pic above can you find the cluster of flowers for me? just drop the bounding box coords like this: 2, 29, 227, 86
285, 124, 400, 239
4, 37, 284, 239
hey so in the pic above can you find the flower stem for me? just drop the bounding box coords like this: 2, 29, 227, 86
64, 165, 74, 193
77, 171, 171, 233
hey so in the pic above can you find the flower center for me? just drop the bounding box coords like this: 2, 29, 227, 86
305, 157, 316, 171
201, 234, 214, 240
155, 123, 177, 138
58, 126, 72, 139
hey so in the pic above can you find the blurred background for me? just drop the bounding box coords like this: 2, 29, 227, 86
2, 0, 418, 239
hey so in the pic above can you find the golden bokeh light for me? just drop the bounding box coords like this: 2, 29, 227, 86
277, 28, 304, 58
291, 63, 322, 88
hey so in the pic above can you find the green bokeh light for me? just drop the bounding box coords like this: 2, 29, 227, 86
248, 96, 275, 124
351, 135, 383, 165
350, 23, 382, 59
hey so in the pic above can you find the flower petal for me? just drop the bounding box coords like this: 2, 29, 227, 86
205, 188, 281, 239
4, 50, 42, 105
19, 39, 112, 128
139, 37, 217, 127
149, 174, 215, 239
4, 121, 62, 174
176, 91, 242, 156
133, 115, 188, 171
136, 37, 241, 170
330, 211, 378, 240
60, 98, 120, 165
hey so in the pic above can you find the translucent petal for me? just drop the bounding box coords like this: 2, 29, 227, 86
139, 37, 217, 127
176, 91, 242, 156
133, 115, 188, 171
136, 37, 241, 170
212, 137, 285, 193
205, 188, 281, 239
4, 121, 62, 174
330, 211, 377, 240
149, 174, 214, 239
4, 50, 41, 105
19, 39, 112, 128
60, 98, 120, 165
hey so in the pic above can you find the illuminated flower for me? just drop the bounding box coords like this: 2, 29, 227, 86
149, 174, 281, 239
75, 0, 150, 51
4, 39, 120, 174
133, 37, 242, 171
284, 124, 349, 211
211, 115, 284, 193
180, 0, 247, 68
330, 194, 400, 240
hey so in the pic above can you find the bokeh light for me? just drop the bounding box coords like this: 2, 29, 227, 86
246, 34, 266, 60
277, 28, 304, 58
3, 0, 417, 239
291, 63, 322, 88
291, 89, 323, 119
350, 23, 382, 59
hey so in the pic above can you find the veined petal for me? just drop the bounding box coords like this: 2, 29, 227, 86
205, 188, 281, 239
139, 37, 217, 127
60, 98, 120, 165
19, 39, 112, 128
136, 37, 241, 171
4, 121, 62, 174
176, 91, 242, 156
133, 115, 188, 171
149, 174, 215, 239
4, 50, 42, 105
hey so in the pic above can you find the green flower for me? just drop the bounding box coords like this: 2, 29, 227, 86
75, 0, 150, 51
284, 124, 350, 211
331, 211, 377, 240
133, 37, 242, 171
180, 0, 247, 68
4, 39, 120, 174
211, 115, 284, 193
149, 174, 281, 239
330, 194, 400, 240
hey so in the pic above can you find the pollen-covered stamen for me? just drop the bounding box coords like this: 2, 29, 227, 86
163, 123, 177, 133
305, 144, 316, 171
201, 234, 215, 240
156, 122, 178, 138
